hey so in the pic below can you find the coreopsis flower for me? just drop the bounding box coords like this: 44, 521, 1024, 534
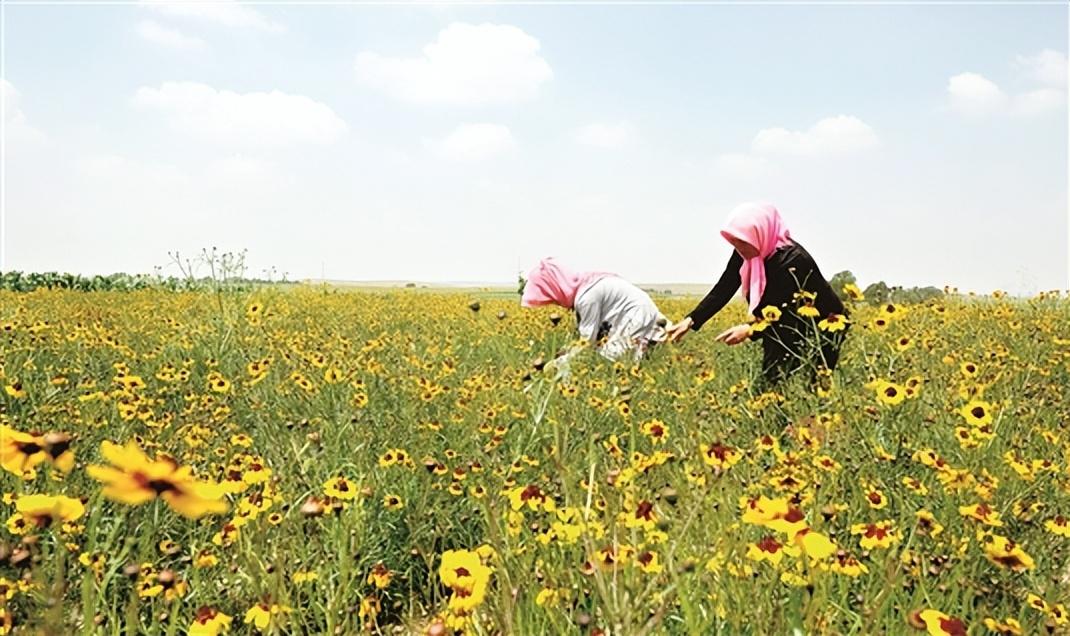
366, 563, 393, 589
292, 571, 318, 584
8, 494, 85, 532
1, 427, 74, 478
621, 500, 658, 531
874, 380, 907, 406
843, 283, 864, 301
746, 536, 797, 566
864, 486, 888, 510
959, 503, 1003, 527
740, 496, 807, 537
902, 477, 929, 496
635, 550, 663, 574
194, 550, 219, 568
982, 617, 1022, 635
507, 484, 555, 513
243, 603, 290, 633
1044, 515, 1070, 537
818, 314, 848, 332
850, 521, 900, 550
439, 549, 491, 613
4, 381, 26, 399
795, 292, 820, 318
640, 419, 669, 444
914, 510, 944, 537
189, 607, 232, 636
910, 609, 966, 636
959, 400, 994, 427
87, 440, 228, 518
323, 476, 358, 500
828, 553, 868, 577
760, 306, 782, 322
793, 528, 837, 560
983, 535, 1034, 572
700, 443, 741, 470
382, 494, 404, 510
1025, 594, 1048, 613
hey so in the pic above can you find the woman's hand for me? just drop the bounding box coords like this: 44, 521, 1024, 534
666, 317, 693, 343
715, 324, 751, 346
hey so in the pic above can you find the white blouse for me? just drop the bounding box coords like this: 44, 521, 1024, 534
573, 276, 667, 360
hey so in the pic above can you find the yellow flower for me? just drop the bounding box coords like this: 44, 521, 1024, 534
292, 571, 318, 584
793, 528, 836, 560
243, 603, 290, 633
366, 563, 393, 589
700, 443, 741, 470
913, 609, 967, 636
818, 313, 848, 332
86, 440, 228, 519
190, 607, 232, 636
843, 283, 864, 301
10, 494, 85, 530
1044, 515, 1070, 537
382, 494, 404, 510
874, 380, 906, 406
323, 476, 358, 500
983, 534, 1034, 572
760, 306, 782, 322
960, 399, 994, 427
850, 521, 899, 550
635, 550, 663, 574
959, 503, 1003, 527
1, 427, 74, 478
640, 419, 669, 444
982, 617, 1022, 635
4, 382, 27, 399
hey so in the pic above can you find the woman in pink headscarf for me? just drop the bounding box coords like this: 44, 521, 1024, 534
522, 258, 669, 360
666, 203, 848, 382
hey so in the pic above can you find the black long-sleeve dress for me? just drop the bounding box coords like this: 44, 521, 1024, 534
686, 241, 848, 382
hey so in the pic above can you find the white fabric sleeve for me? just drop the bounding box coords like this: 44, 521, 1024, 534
574, 285, 604, 343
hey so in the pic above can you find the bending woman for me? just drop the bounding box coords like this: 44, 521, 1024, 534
666, 203, 848, 383
522, 258, 668, 360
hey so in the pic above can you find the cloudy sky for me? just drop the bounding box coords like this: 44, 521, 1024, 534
4, 1, 1067, 293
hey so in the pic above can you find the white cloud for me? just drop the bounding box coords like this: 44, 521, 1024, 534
947, 72, 1009, 116
355, 23, 553, 106
135, 19, 208, 52
2, 79, 45, 144
432, 123, 515, 161
575, 121, 637, 149
1012, 88, 1066, 117
140, 0, 284, 32
1016, 49, 1067, 88
751, 115, 879, 157
947, 52, 1068, 119
131, 82, 348, 147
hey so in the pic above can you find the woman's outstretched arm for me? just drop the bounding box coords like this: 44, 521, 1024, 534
686, 251, 744, 330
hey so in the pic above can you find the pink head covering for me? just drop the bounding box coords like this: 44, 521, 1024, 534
521, 258, 613, 309
720, 202, 793, 313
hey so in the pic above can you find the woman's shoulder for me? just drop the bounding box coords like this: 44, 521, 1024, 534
771, 241, 816, 268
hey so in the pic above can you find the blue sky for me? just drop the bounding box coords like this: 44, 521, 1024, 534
4, 1, 1067, 293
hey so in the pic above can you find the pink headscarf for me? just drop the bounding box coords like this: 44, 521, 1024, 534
521, 258, 613, 309
720, 202, 793, 313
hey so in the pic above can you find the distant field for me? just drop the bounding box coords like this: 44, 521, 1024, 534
302, 279, 712, 298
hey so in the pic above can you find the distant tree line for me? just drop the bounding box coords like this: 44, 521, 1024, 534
828, 270, 943, 305
0, 271, 278, 293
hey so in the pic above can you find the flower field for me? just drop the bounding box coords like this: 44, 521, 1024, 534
1, 287, 1069, 635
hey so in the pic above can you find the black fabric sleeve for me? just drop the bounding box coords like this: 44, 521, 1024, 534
686, 252, 743, 331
